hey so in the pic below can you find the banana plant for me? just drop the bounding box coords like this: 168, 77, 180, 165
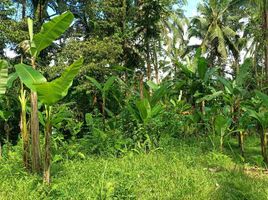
216, 59, 252, 155
15, 58, 83, 184
243, 91, 268, 163
21, 11, 75, 173
86, 76, 117, 128
176, 49, 218, 114
214, 114, 232, 151
128, 82, 169, 124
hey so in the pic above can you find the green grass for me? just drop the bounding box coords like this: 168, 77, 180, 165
0, 137, 268, 200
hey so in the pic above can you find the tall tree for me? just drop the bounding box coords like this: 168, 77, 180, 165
189, 0, 243, 73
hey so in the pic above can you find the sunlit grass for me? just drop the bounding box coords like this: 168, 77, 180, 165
0, 137, 268, 200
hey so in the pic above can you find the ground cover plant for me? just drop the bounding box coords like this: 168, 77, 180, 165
1, 0, 268, 199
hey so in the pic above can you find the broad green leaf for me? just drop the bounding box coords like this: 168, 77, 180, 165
256, 90, 268, 108
246, 108, 264, 128
0, 60, 8, 95
147, 80, 160, 91
217, 76, 233, 94
204, 67, 218, 83
103, 76, 116, 92
0, 110, 12, 121
151, 104, 163, 118
31, 11, 74, 57
236, 58, 251, 86
34, 58, 83, 105
127, 104, 142, 122
175, 61, 193, 77
136, 98, 151, 123
85, 113, 93, 126
214, 115, 230, 135
210, 25, 227, 58
86, 77, 102, 91
15, 63, 47, 91
7, 72, 18, 88
197, 57, 208, 80
196, 91, 223, 103
150, 83, 169, 107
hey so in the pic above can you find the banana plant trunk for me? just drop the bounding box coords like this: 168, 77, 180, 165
102, 96, 106, 130
20, 85, 30, 170
4, 122, 10, 157
260, 129, 268, 163
238, 131, 245, 157
31, 58, 42, 173
44, 106, 52, 184
220, 133, 224, 152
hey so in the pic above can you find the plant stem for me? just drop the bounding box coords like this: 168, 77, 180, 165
44, 105, 52, 184
19, 83, 30, 170
30, 57, 42, 173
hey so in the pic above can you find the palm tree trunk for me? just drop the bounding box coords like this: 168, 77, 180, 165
139, 73, 144, 99
22, 0, 26, 19
153, 41, 159, 84
263, 0, 268, 80
31, 57, 42, 173
146, 36, 151, 81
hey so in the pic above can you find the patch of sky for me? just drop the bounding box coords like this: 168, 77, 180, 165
183, 0, 200, 17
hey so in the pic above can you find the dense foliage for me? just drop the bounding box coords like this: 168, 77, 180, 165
1, 0, 268, 198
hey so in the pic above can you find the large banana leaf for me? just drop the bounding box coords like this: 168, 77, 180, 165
214, 115, 231, 136
34, 58, 83, 105
7, 72, 18, 89
136, 98, 151, 123
16, 58, 83, 105
255, 90, 268, 108
15, 63, 47, 91
150, 83, 169, 107
31, 11, 74, 57
197, 57, 208, 80
0, 60, 9, 95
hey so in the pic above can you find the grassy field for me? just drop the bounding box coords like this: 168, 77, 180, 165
0, 136, 268, 200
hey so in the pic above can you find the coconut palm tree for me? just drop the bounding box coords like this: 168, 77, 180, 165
189, 0, 244, 70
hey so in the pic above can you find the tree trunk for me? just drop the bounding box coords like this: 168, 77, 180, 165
139, 74, 144, 99
4, 122, 10, 157
153, 41, 159, 84
22, 0, 26, 19
31, 58, 42, 173
146, 36, 151, 81
238, 131, 245, 157
201, 101, 205, 115
102, 96, 106, 130
263, 0, 268, 80
44, 106, 52, 184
